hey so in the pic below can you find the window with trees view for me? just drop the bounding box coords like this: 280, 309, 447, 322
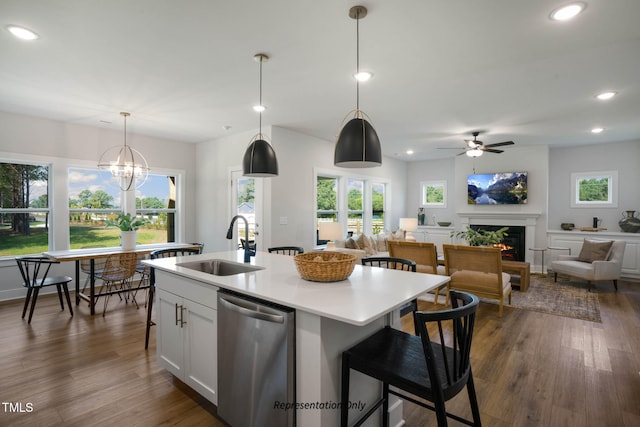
571, 170, 618, 208
68, 168, 177, 248
348, 179, 364, 235
0, 162, 50, 256
315, 172, 387, 242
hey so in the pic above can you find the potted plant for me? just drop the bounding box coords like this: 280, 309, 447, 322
451, 226, 509, 246
106, 212, 149, 250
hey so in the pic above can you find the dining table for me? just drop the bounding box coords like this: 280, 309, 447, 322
43, 243, 202, 315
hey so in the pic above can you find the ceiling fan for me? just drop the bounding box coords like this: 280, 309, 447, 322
441, 132, 515, 157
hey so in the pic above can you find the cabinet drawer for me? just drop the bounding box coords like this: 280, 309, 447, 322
156, 270, 218, 309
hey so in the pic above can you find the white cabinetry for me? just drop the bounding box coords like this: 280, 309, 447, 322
415, 226, 454, 254
155, 271, 218, 404
547, 230, 640, 280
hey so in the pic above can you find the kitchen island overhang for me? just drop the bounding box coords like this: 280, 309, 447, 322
144, 250, 450, 426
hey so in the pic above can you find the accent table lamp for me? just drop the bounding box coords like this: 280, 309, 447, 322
399, 218, 418, 241
318, 222, 343, 250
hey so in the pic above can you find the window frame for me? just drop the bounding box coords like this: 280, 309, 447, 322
314, 168, 389, 240
0, 159, 52, 258
570, 170, 618, 208
421, 180, 447, 208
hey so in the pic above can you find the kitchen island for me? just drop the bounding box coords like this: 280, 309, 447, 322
144, 250, 449, 426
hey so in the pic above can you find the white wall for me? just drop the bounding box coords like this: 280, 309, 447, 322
407, 145, 550, 249
548, 139, 640, 231
195, 126, 409, 253
0, 111, 197, 299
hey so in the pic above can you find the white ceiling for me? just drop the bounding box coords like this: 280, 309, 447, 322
1, 0, 639, 161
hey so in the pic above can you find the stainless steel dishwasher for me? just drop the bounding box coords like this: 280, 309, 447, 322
217, 291, 295, 427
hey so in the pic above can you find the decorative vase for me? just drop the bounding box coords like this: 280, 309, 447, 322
120, 230, 137, 251
619, 210, 640, 233
418, 208, 425, 226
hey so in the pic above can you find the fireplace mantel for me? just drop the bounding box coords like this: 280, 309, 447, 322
457, 212, 541, 224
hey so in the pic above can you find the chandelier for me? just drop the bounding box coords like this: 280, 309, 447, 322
98, 112, 149, 191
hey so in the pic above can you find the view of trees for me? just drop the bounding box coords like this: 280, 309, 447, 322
425, 185, 444, 204
578, 177, 609, 202
68, 189, 167, 210
317, 178, 337, 211
0, 163, 48, 235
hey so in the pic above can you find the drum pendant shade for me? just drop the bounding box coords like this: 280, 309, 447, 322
243, 137, 278, 177
334, 117, 382, 167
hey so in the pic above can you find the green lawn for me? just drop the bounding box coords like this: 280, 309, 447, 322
0, 224, 168, 256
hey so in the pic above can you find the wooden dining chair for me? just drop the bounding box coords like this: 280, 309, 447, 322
16, 256, 74, 324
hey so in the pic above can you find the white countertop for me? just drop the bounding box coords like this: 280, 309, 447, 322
144, 250, 449, 326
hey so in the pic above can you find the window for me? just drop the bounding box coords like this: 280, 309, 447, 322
0, 161, 50, 256
68, 168, 177, 248
421, 180, 447, 208
571, 171, 618, 208
315, 170, 388, 241
347, 179, 364, 235
372, 182, 385, 234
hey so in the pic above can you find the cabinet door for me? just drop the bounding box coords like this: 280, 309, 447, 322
156, 289, 184, 377
184, 300, 218, 405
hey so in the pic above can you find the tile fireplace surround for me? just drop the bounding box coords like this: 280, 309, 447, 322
457, 212, 542, 265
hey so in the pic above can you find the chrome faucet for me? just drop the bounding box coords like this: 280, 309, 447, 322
226, 215, 253, 263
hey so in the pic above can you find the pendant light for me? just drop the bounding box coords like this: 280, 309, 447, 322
242, 53, 279, 177
97, 112, 149, 191
334, 5, 382, 168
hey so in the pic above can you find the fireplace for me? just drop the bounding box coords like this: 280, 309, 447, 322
470, 225, 526, 262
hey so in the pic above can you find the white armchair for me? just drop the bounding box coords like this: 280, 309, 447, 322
551, 240, 626, 292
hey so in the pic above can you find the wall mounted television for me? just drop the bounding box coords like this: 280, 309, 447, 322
468, 172, 528, 205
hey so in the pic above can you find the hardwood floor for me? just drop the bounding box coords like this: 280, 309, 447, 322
0, 279, 639, 426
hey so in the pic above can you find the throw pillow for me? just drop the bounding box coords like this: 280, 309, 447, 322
345, 237, 358, 249
577, 239, 614, 263
376, 232, 388, 251
355, 233, 367, 250
365, 235, 377, 256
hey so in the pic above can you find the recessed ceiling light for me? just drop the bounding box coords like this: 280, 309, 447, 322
405, 149, 414, 155
596, 91, 617, 100
549, 2, 587, 21
591, 127, 604, 133
354, 71, 373, 82
252, 105, 266, 113
6, 25, 39, 40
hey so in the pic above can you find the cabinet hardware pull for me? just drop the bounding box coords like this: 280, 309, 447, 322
175, 303, 179, 326
181, 306, 187, 327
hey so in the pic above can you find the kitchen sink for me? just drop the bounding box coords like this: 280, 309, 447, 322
177, 259, 264, 276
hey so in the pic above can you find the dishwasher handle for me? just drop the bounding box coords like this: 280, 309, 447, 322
219, 296, 285, 324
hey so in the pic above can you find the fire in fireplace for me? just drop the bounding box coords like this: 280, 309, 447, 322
470, 225, 526, 262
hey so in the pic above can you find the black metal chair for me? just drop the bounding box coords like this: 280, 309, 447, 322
268, 246, 304, 256
145, 246, 203, 349
362, 256, 418, 333
340, 291, 481, 427
16, 256, 74, 324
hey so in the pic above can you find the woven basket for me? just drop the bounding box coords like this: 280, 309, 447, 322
294, 252, 356, 282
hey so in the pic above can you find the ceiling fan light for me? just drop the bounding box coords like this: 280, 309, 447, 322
466, 148, 483, 158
